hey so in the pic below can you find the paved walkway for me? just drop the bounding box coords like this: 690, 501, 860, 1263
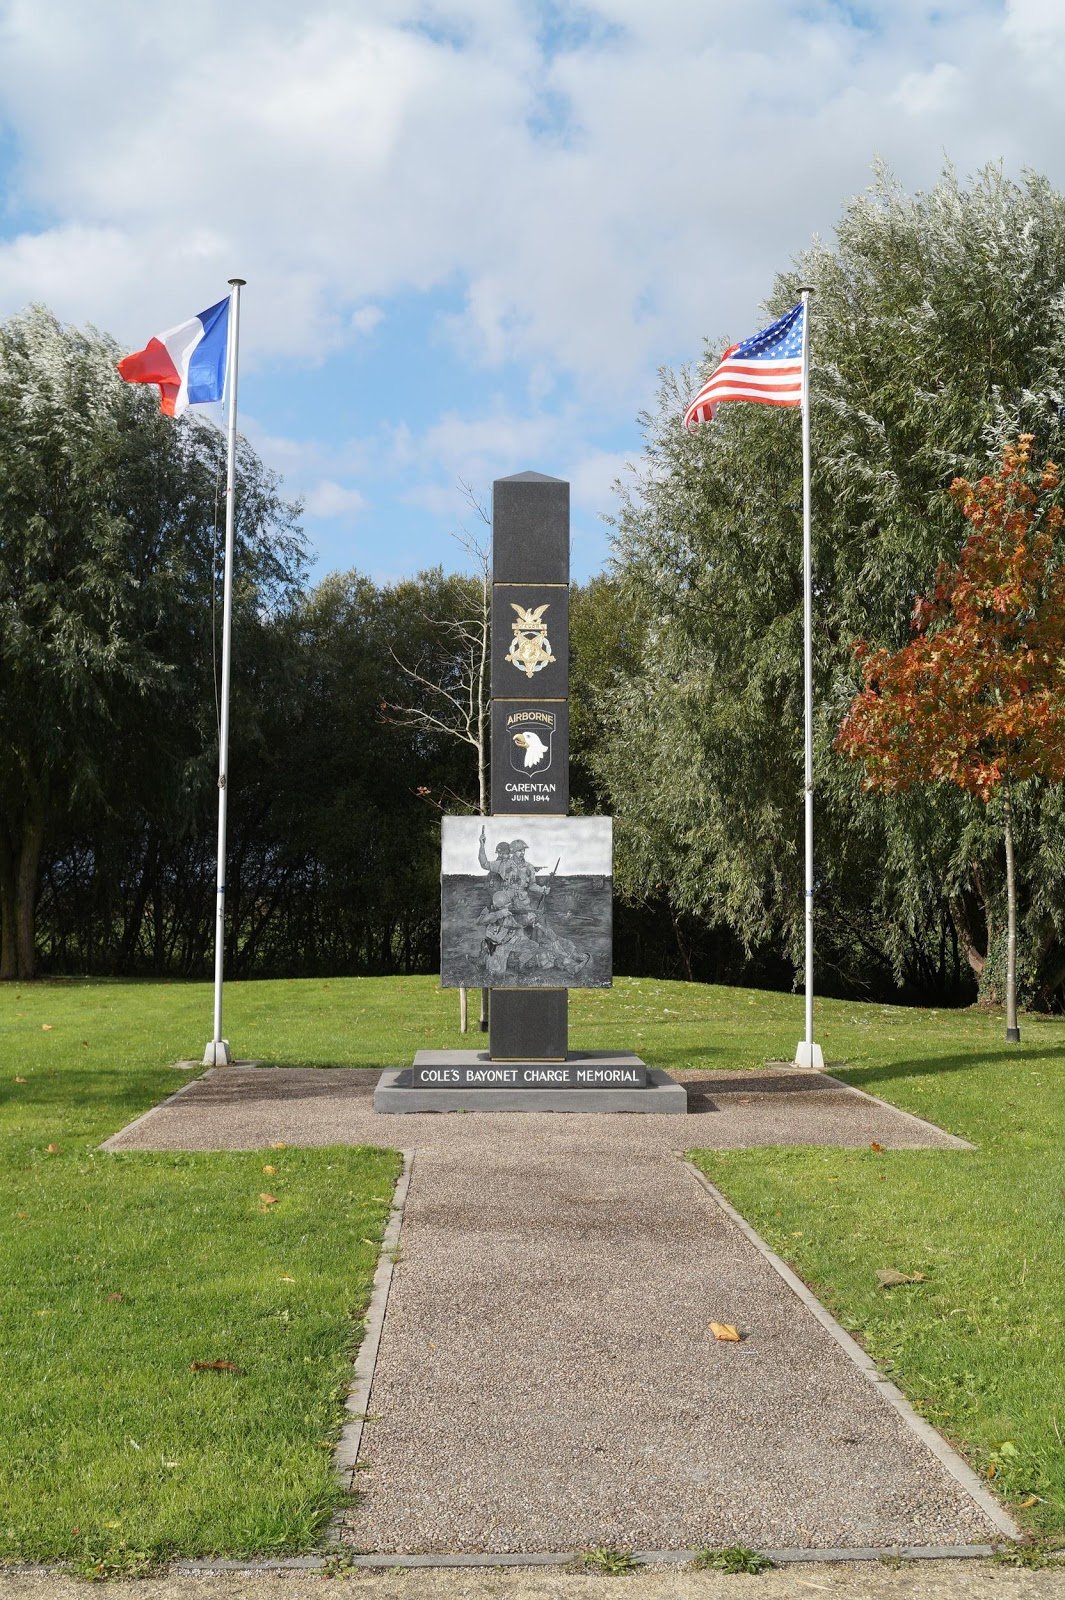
105, 1068, 1001, 1557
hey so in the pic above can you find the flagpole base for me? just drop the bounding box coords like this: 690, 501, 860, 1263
794, 1040, 825, 1071
203, 1039, 233, 1067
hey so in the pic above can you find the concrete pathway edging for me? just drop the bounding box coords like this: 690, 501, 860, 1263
174, 1543, 1004, 1576
681, 1162, 1019, 1544
98, 1068, 209, 1149
820, 1076, 975, 1150
332, 1150, 415, 1493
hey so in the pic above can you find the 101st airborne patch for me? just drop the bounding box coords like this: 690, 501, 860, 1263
507, 602, 556, 679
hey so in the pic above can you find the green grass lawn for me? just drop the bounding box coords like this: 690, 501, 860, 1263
0, 978, 408, 1573
1, 973, 1062, 1564
683, 991, 1065, 1544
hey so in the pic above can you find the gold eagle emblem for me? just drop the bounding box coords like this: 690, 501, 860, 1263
506, 603, 555, 679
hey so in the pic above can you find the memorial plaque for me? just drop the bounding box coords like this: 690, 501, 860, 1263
491, 584, 569, 702
440, 816, 612, 990
491, 700, 569, 814
412, 1061, 647, 1088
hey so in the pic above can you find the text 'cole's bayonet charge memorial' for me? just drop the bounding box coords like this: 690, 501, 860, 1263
374, 472, 686, 1113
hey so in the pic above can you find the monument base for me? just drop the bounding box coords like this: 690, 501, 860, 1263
375, 1051, 687, 1114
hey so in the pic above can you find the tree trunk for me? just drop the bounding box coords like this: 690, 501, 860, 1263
946, 896, 985, 979
1003, 788, 1020, 1043
15, 806, 46, 980
0, 824, 16, 980
479, 986, 489, 1031
459, 986, 469, 1033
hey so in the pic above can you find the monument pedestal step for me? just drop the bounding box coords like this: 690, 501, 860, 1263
374, 1052, 687, 1114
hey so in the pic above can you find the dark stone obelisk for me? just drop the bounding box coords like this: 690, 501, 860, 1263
489, 472, 571, 1060
374, 470, 686, 1112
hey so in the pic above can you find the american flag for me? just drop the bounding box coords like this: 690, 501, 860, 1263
683, 302, 805, 429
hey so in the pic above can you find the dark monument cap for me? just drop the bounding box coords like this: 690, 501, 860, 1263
493, 472, 569, 584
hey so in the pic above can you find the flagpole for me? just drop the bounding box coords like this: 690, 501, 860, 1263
204, 277, 245, 1068
795, 286, 824, 1071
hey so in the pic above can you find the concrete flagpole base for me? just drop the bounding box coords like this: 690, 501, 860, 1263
202, 1039, 233, 1066
794, 1039, 825, 1070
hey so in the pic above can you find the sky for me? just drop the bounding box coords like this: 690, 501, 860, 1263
2, 1, 1065, 584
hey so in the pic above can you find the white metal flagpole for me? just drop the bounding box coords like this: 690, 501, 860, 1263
794, 286, 824, 1071
203, 277, 245, 1068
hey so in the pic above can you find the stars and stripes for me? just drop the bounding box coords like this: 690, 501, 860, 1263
683, 301, 805, 428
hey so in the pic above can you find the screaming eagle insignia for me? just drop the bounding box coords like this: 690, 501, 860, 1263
507, 603, 556, 679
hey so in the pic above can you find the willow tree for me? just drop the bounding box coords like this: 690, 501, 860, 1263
593, 164, 1065, 1003
0, 305, 302, 979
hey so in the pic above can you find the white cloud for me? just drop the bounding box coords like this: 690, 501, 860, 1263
351, 304, 385, 336
566, 449, 635, 518
0, 5, 1051, 373
0, 0, 1062, 455
892, 62, 961, 117
303, 480, 368, 519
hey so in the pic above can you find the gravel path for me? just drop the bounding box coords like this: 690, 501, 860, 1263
104, 1068, 999, 1556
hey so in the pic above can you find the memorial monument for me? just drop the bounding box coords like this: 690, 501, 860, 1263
374, 472, 686, 1113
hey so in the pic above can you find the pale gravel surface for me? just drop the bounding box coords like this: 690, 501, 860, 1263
2, 1565, 1064, 1600
104, 1068, 996, 1556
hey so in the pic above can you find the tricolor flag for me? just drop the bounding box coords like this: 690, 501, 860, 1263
117, 297, 230, 417
683, 302, 805, 428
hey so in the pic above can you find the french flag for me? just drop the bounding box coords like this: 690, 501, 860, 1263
118, 296, 230, 417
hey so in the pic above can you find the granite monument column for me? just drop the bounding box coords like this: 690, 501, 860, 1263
489, 472, 570, 1062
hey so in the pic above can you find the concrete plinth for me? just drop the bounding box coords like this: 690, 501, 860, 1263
375, 1053, 687, 1114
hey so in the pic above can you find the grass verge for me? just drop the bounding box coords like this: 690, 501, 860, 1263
688, 999, 1065, 1540
0, 977, 402, 1567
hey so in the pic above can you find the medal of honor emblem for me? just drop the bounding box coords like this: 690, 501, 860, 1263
507, 603, 555, 678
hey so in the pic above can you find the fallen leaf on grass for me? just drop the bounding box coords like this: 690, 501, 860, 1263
870, 1141, 884, 1152
709, 1322, 742, 1342
1019, 1495, 1042, 1508
876, 1268, 928, 1289
190, 1360, 240, 1373
41, 1024, 53, 1032
262, 1164, 276, 1175
259, 1192, 277, 1208
270, 1142, 287, 1150
279, 1274, 295, 1283
14, 1076, 25, 1084
45, 1144, 60, 1154
106, 1293, 124, 1303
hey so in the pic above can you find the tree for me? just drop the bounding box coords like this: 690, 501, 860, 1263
590, 163, 1065, 1005
383, 502, 492, 1030
0, 305, 303, 978
836, 436, 1065, 1040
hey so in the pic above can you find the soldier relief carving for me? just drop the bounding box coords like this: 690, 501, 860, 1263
439, 816, 612, 990
476, 828, 588, 980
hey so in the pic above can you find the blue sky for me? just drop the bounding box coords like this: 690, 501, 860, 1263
1, 0, 1063, 585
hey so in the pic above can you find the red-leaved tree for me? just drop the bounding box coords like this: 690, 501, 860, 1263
836, 435, 1065, 1041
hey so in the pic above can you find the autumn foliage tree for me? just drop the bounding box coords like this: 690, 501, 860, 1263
836, 436, 1065, 1040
